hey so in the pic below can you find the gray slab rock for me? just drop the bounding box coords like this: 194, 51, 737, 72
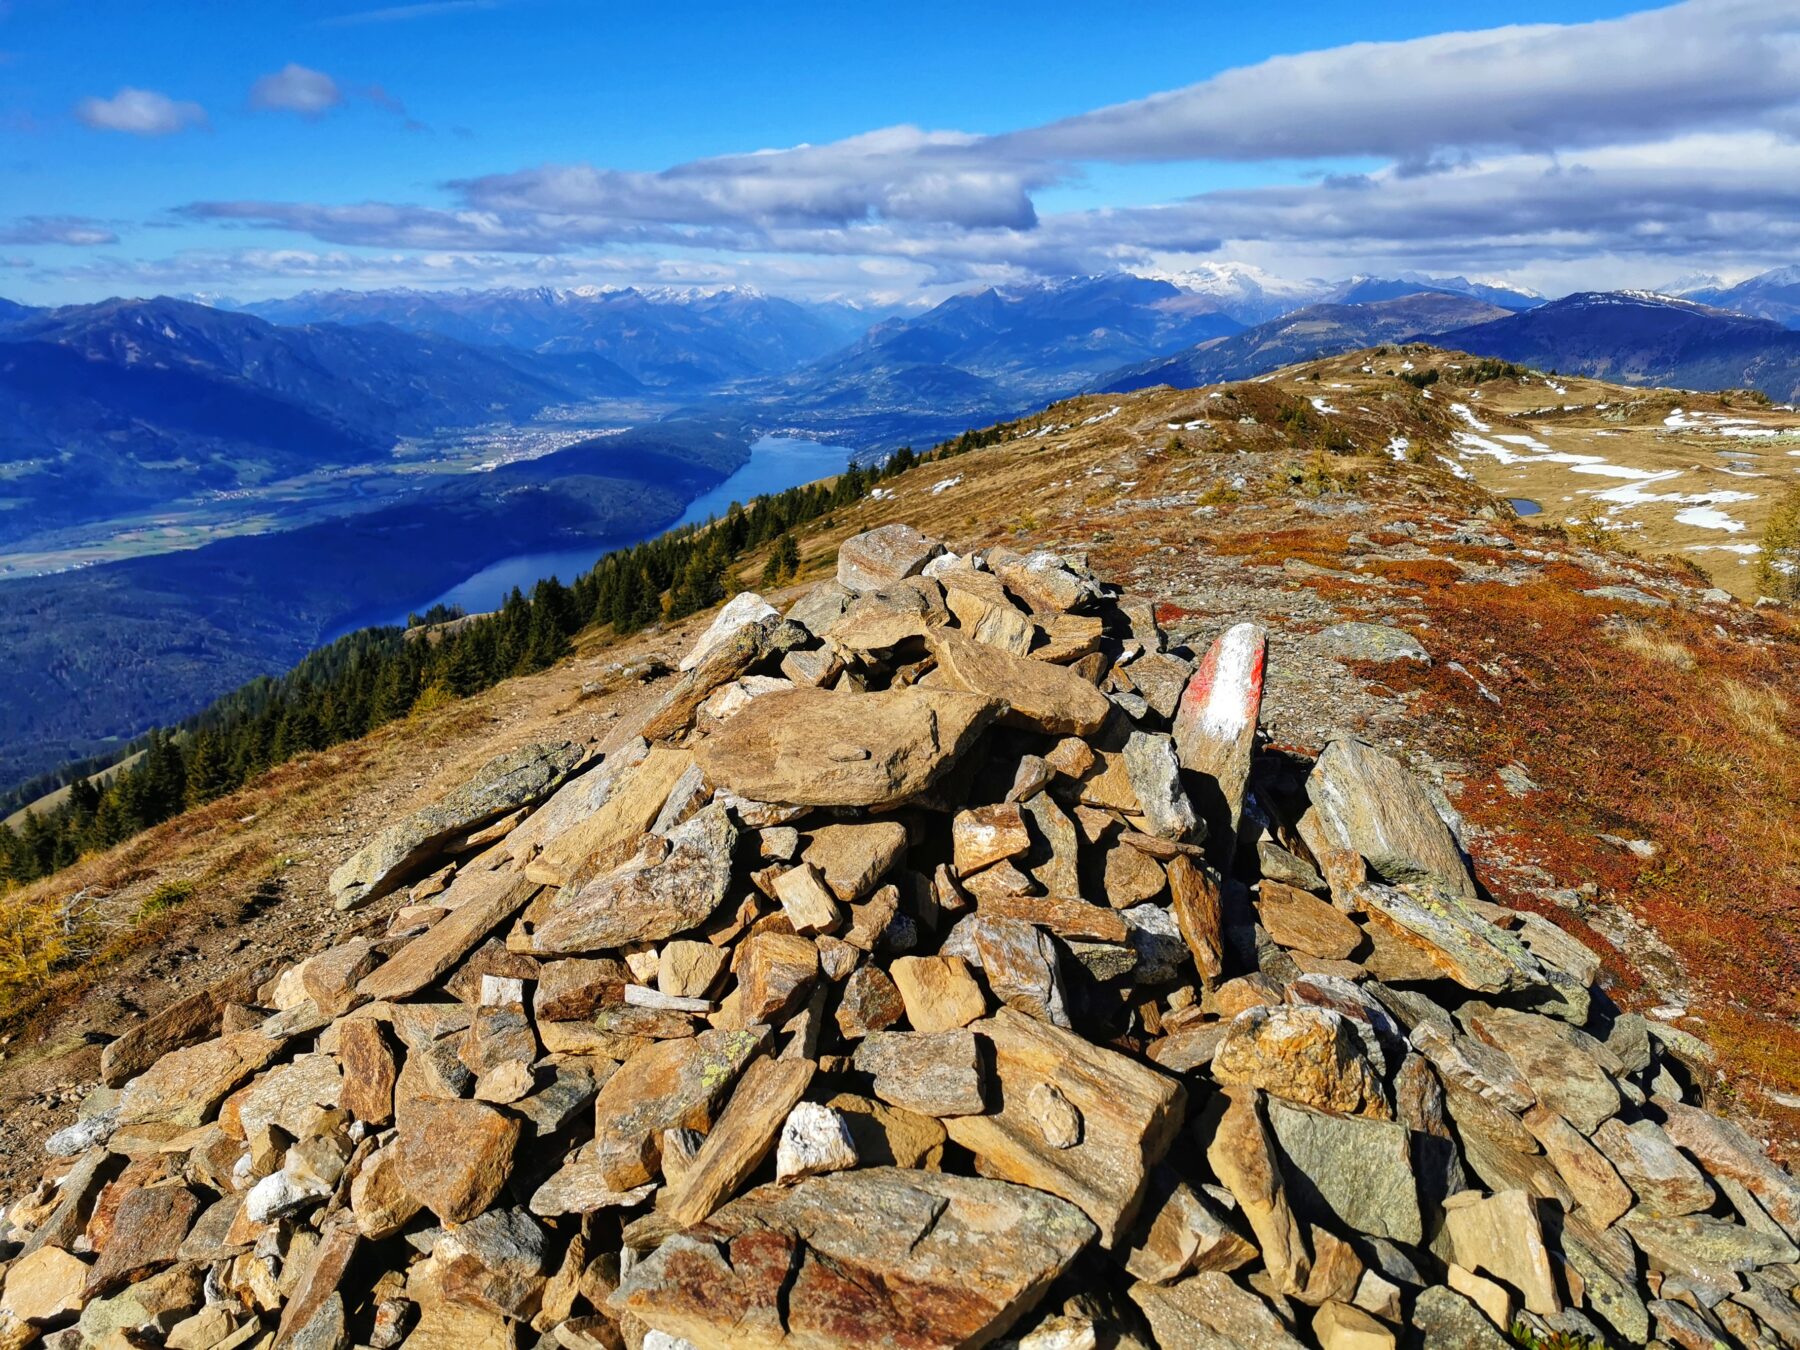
330, 740, 591, 909
1307, 739, 1474, 897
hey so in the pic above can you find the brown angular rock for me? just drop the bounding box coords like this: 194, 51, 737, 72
946, 1009, 1186, 1247
889, 954, 988, 1031
952, 802, 1033, 875
1441, 1189, 1562, 1317
1167, 854, 1224, 981
395, 1097, 521, 1224
1466, 1008, 1618, 1135
611, 1169, 1094, 1350
835, 964, 905, 1038
735, 931, 819, 1024
772, 862, 844, 935
590, 1027, 768, 1189
1206, 1088, 1312, 1296
1356, 881, 1544, 994
853, 1029, 987, 1117
1258, 880, 1362, 959
2, 1247, 91, 1325
693, 686, 1003, 808
657, 940, 728, 999
115, 1031, 285, 1128
532, 957, 627, 1021
1120, 1168, 1256, 1284
1660, 1099, 1800, 1240
1131, 1271, 1306, 1350
930, 628, 1112, 736
83, 1184, 200, 1298
837, 523, 944, 591
1212, 1005, 1390, 1118
524, 802, 736, 954
664, 1056, 816, 1226
802, 820, 909, 900
358, 870, 539, 1003
528, 745, 692, 887
329, 739, 588, 909
1593, 1117, 1716, 1215
1522, 1105, 1634, 1227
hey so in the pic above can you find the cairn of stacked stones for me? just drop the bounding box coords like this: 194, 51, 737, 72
3, 521, 1797, 1350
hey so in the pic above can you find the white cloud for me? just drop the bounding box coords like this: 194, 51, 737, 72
75, 87, 207, 136
249, 64, 344, 118
0, 216, 119, 246
150, 1, 1800, 297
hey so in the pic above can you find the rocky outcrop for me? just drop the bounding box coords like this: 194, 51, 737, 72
5, 524, 1795, 1350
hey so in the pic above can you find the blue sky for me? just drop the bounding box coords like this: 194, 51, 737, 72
2, 0, 1797, 303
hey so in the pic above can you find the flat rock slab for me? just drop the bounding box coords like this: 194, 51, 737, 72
930, 629, 1112, 737
837, 524, 944, 592
591, 1027, 769, 1189
943, 1008, 1186, 1247
115, 1031, 284, 1128
1466, 1009, 1618, 1135
1357, 881, 1544, 994
611, 1168, 1095, 1349
330, 739, 589, 910
693, 687, 1003, 808
523, 802, 736, 954
1316, 622, 1430, 664
1308, 738, 1474, 897
1265, 1097, 1422, 1245
1130, 1272, 1305, 1350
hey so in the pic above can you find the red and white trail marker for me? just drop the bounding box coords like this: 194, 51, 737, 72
1172, 621, 1268, 867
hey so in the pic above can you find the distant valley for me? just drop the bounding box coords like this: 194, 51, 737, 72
7, 264, 1800, 801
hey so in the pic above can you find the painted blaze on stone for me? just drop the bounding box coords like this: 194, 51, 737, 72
1173, 622, 1267, 865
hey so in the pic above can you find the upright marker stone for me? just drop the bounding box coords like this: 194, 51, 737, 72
1173, 622, 1267, 868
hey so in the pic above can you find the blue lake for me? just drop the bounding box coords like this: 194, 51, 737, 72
393, 434, 854, 622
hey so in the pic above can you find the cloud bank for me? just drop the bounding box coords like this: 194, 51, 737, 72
56, 1, 1800, 296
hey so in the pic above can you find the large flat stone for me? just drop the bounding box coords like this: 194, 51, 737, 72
1265, 1097, 1422, 1245
522, 802, 736, 954
1356, 881, 1545, 994
610, 1169, 1095, 1349
115, 1032, 284, 1128
590, 1027, 768, 1189
930, 629, 1112, 737
1307, 739, 1474, 897
330, 739, 589, 909
944, 1008, 1186, 1248
693, 687, 1003, 808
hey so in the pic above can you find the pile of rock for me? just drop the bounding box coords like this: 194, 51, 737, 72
4, 521, 1797, 1350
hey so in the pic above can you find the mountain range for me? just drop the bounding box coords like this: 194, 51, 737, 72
1672, 266, 1800, 330
1436, 290, 1800, 402
238, 285, 876, 390
1099, 291, 1512, 393
9, 265, 1800, 798
0, 297, 618, 548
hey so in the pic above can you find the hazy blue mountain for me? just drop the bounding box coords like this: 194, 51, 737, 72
1328, 273, 1543, 311
239, 285, 877, 389
1433, 290, 1800, 402
1100, 292, 1510, 392
1675, 266, 1800, 330
756, 275, 1243, 445
0, 298, 39, 330
0, 297, 601, 545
